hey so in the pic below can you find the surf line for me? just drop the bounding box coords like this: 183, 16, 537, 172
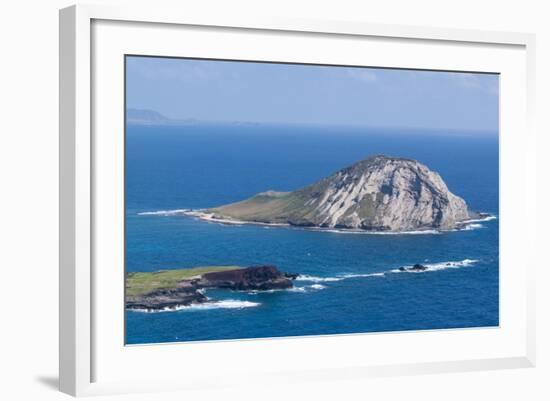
295, 258, 480, 283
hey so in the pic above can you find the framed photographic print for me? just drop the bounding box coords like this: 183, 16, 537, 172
59, 4, 536, 396
124, 55, 500, 343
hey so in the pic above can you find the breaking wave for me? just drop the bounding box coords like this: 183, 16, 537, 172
296, 259, 479, 282
339, 272, 386, 279
307, 228, 441, 235
287, 286, 306, 293
309, 284, 327, 290
248, 284, 328, 294
460, 215, 498, 224
295, 274, 343, 283
390, 259, 479, 274
138, 209, 189, 216
460, 223, 484, 231
131, 300, 260, 313
296, 272, 386, 283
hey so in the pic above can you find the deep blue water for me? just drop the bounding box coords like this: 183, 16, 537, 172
125, 124, 499, 345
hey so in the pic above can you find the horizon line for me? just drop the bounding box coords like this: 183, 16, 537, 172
126, 109, 499, 136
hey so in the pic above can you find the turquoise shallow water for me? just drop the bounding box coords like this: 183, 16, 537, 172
125, 124, 499, 344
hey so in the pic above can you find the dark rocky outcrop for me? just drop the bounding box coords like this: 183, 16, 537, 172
197, 265, 293, 291
398, 263, 428, 272
126, 284, 207, 310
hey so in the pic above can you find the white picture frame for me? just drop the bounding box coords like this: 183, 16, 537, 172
59, 4, 536, 397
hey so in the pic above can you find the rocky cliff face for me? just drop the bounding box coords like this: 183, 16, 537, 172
197, 265, 294, 291
207, 155, 474, 232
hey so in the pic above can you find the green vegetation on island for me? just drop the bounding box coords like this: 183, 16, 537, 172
126, 266, 243, 297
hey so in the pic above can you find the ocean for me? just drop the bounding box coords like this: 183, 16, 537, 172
125, 124, 499, 345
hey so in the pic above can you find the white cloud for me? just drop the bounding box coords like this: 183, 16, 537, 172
399, 69, 498, 96
346, 69, 378, 83
129, 58, 222, 82
454, 73, 482, 89
451, 72, 499, 95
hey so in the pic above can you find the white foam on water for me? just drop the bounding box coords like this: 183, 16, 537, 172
247, 284, 326, 294
461, 214, 498, 227
305, 228, 441, 235
461, 223, 484, 231
391, 259, 479, 274
186, 300, 260, 310
295, 274, 343, 282
309, 284, 327, 290
138, 209, 189, 216
446, 221, 491, 232
296, 272, 386, 282
460, 215, 498, 224
131, 300, 260, 313
340, 272, 386, 278
288, 286, 307, 293
319, 223, 489, 235
247, 285, 309, 294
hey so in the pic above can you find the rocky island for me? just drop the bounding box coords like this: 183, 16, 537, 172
126, 265, 297, 311
187, 155, 482, 232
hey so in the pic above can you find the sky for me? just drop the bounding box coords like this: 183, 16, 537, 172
126, 56, 499, 133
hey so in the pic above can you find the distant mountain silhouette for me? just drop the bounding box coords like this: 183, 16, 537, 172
126, 108, 179, 125
126, 108, 264, 127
